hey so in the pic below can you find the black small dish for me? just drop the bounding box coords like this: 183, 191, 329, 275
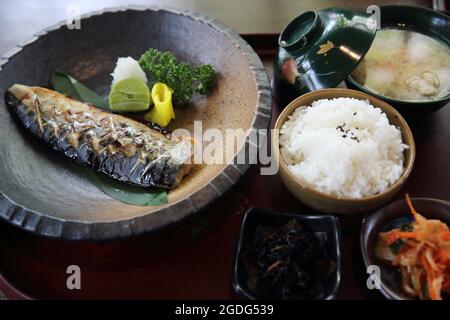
360, 198, 450, 300
233, 208, 341, 300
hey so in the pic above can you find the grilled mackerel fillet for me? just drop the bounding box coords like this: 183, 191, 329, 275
5, 84, 193, 189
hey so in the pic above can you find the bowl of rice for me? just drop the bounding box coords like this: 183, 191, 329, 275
272, 89, 415, 214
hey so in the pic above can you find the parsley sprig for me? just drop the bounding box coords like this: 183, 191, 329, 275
139, 48, 216, 106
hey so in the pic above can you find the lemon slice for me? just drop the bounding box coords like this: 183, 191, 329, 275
109, 78, 151, 112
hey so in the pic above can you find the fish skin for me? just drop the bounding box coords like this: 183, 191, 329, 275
4, 84, 192, 189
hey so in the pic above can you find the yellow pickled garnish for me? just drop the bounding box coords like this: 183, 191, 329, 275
144, 83, 175, 127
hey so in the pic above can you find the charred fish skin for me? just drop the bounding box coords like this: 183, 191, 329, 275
4, 84, 192, 189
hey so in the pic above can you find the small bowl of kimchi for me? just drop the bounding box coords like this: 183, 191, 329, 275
361, 195, 450, 300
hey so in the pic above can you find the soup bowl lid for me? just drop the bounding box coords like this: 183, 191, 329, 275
276, 7, 377, 98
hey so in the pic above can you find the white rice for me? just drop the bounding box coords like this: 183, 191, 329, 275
279, 98, 408, 199
110, 57, 147, 85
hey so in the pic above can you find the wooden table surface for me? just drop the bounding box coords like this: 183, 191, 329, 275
0, 0, 432, 55
0, 0, 448, 300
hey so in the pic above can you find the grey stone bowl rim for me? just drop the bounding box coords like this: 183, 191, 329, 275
0, 5, 272, 241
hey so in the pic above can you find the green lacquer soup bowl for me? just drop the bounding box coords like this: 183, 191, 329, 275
273, 8, 377, 107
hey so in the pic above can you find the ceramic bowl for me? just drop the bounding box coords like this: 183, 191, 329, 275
360, 197, 450, 300
233, 208, 341, 300
346, 5, 450, 114
0, 6, 271, 240
272, 88, 415, 214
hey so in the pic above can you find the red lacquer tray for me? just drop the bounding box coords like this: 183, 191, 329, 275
0, 34, 449, 300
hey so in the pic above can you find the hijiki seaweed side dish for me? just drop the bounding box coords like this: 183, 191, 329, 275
243, 219, 336, 299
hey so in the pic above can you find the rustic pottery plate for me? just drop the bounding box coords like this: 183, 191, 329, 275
0, 6, 271, 240
360, 197, 450, 300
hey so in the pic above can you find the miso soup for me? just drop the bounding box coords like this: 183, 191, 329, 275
351, 28, 450, 102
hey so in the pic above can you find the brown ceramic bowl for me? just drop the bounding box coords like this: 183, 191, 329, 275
272, 89, 415, 214
360, 198, 450, 300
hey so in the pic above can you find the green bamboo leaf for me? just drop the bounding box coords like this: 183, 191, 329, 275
51, 71, 109, 109
51, 71, 81, 100
71, 163, 167, 206
96, 173, 167, 206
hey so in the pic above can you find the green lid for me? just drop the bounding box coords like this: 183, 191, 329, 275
274, 7, 378, 103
